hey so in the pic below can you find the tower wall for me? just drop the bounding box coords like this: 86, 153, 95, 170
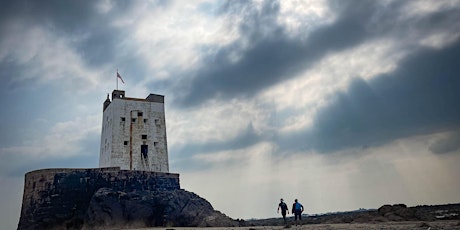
100, 91, 169, 172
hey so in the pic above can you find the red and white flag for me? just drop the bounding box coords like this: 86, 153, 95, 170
117, 72, 125, 84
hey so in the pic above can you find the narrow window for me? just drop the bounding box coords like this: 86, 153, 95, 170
154, 142, 158, 147
121, 117, 125, 122
142, 135, 147, 139
124, 141, 128, 145
155, 119, 160, 125
138, 112, 143, 117
132, 118, 136, 122
143, 118, 148, 123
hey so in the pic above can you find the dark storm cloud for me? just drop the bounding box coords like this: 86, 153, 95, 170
0, 0, 126, 66
0, 128, 100, 177
0, 0, 173, 73
171, 1, 413, 107
166, 0, 460, 161
169, 123, 262, 171
172, 39, 460, 162
4, 153, 99, 178
429, 131, 460, 154
170, 123, 260, 158
310, 40, 460, 152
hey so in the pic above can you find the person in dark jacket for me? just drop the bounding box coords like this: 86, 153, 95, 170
277, 198, 289, 225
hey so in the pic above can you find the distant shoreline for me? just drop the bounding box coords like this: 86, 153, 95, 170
237, 203, 460, 226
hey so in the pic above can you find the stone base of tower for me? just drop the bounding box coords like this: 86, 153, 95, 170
18, 168, 237, 230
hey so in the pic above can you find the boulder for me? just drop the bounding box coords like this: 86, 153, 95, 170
377, 205, 393, 216
377, 204, 436, 221
82, 187, 237, 229
413, 208, 436, 221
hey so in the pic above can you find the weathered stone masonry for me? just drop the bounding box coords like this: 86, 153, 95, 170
100, 90, 169, 172
18, 167, 179, 230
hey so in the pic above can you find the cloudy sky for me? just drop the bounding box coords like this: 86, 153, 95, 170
1, 0, 460, 228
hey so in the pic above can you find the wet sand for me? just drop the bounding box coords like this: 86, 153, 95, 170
129, 220, 460, 230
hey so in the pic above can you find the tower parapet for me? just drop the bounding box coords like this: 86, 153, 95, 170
103, 94, 111, 111
111, 90, 125, 100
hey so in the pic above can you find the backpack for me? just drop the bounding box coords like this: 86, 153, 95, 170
295, 202, 302, 210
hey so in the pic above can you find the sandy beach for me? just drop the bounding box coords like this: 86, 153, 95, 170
128, 220, 460, 230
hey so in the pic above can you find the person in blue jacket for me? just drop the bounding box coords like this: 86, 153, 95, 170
292, 199, 304, 226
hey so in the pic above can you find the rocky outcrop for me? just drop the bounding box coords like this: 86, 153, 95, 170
18, 168, 236, 230
378, 204, 436, 221
244, 203, 460, 226
82, 187, 237, 229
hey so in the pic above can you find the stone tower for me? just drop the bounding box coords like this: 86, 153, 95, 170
99, 90, 169, 172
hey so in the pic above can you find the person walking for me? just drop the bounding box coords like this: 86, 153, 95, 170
277, 198, 289, 225
292, 199, 304, 226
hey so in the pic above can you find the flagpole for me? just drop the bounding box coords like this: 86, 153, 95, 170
116, 69, 118, 90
